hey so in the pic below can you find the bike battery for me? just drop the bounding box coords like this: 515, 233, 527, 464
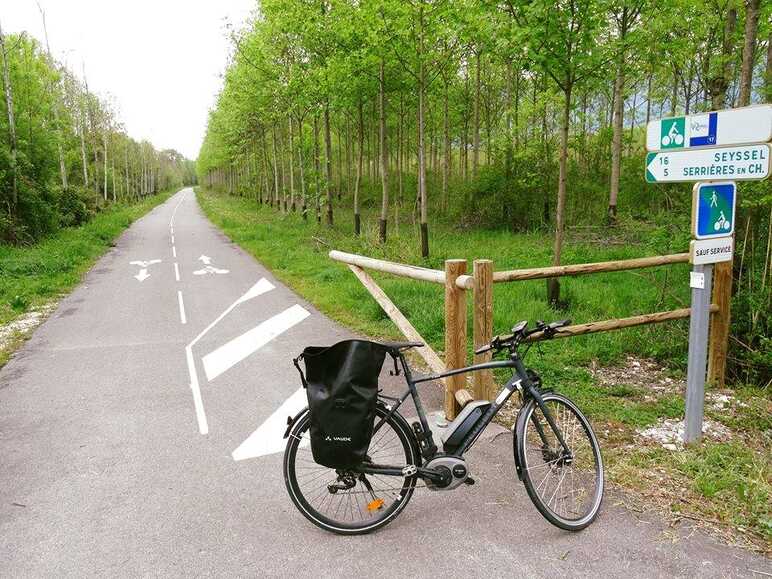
441, 400, 491, 455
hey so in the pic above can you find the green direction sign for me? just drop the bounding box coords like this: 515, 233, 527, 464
691, 182, 735, 239
660, 117, 686, 149
645, 144, 770, 183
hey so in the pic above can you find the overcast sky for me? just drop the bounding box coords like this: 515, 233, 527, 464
3, 1, 256, 159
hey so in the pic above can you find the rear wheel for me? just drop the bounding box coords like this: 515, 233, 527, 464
283, 405, 419, 534
516, 393, 604, 531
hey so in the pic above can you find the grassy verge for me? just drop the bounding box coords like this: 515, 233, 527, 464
197, 188, 770, 549
0, 190, 174, 366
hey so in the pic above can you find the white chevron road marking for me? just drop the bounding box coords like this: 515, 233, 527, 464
202, 304, 309, 382
232, 387, 308, 461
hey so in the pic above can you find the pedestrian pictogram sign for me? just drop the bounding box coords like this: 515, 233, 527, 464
692, 182, 736, 239
646, 104, 772, 152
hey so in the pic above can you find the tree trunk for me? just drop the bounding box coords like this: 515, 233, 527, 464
297, 116, 307, 220
505, 63, 513, 179
379, 59, 389, 243
313, 114, 321, 224
124, 145, 130, 198
345, 113, 352, 207
609, 51, 625, 224
93, 144, 100, 199
38, 8, 68, 191
765, 30, 772, 102
288, 116, 295, 211
80, 109, 89, 189
473, 49, 481, 179
271, 127, 280, 208
547, 85, 572, 306
671, 68, 679, 115
738, 0, 761, 107
103, 133, 108, 201
443, 77, 450, 209
354, 100, 363, 235
0, 20, 18, 211
645, 69, 653, 124
278, 125, 287, 211
711, 5, 737, 109
324, 102, 334, 226
418, 7, 429, 257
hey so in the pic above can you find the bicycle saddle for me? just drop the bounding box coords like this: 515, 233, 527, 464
380, 341, 423, 353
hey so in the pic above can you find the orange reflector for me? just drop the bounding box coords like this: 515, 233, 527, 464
367, 498, 385, 512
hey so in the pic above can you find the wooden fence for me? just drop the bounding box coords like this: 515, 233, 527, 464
330, 249, 725, 420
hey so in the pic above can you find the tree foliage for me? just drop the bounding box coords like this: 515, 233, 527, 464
0, 29, 195, 244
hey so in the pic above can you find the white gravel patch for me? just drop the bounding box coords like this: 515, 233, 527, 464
0, 304, 56, 349
637, 418, 732, 450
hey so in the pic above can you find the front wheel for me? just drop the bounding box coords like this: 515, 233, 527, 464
515, 393, 604, 531
283, 404, 420, 535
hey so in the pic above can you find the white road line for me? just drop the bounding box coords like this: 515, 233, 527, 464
185, 346, 208, 435
172, 246, 177, 258
171, 234, 175, 244
232, 388, 308, 461
169, 190, 186, 227
202, 304, 310, 382
177, 290, 187, 324
174, 262, 180, 281
170, 226, 174, 235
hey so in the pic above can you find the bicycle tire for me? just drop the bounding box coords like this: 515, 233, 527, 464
283, 404, 420, 535
515, 393, 604, 531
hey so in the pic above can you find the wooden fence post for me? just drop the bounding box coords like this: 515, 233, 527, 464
707, 260, 732, 387
444, 259, 467, 420
473, 259, 494, 400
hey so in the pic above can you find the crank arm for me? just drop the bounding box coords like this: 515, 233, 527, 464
356, 463, 445, 483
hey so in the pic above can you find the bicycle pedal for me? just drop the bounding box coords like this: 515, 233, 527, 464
464, 476, 475, 485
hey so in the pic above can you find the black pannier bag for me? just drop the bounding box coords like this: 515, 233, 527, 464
294, 340, 389, 469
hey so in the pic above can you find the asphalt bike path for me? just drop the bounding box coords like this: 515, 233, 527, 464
1, 189, 767, 577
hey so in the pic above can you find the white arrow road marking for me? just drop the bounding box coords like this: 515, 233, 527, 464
202, 304, 310, 382
130, 259, 162, 267
198, 255, 212, 265
232, 387, 308, 461
134, 268, 150, 282
184, 278, 276, 435
193, 265, 230, 276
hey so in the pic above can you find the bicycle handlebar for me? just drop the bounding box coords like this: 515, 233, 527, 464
474, 319, 571, 356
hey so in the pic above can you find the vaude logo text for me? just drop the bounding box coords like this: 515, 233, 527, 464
324, 435, 352, 442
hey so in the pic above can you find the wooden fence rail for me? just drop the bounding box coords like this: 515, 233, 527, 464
455, 253, 690, 289
330, 249, 728, 420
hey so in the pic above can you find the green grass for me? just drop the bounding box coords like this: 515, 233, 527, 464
198, 187, 771, 547
198, 189, 692, 372
0, 191, 173, 328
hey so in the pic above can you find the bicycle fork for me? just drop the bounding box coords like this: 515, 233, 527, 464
524, 382, 573, 459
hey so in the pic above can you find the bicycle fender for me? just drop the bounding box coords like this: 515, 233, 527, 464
512, 399, 537, 481
283, 407, 309, 439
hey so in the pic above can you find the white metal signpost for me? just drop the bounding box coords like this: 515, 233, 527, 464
646, 104, 771, 444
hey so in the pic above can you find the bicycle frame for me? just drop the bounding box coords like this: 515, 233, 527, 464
359, 348, 572, 480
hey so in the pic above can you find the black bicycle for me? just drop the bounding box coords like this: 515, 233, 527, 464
283, 319, 604, 534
